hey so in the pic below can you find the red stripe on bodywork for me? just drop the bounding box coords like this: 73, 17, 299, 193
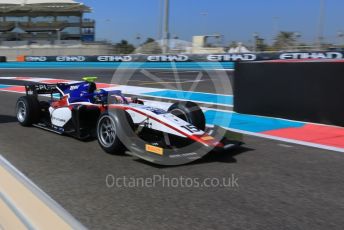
108, 104, 220, 147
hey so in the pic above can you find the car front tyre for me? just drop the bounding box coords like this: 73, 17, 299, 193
168, 101, 206, 131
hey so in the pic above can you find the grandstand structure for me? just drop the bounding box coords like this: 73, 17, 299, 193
0, 0, 95, 42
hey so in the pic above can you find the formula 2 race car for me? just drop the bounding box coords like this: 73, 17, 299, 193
15, 77, 241, 165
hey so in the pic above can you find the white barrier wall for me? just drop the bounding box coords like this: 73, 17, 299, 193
0, 43, 116, 61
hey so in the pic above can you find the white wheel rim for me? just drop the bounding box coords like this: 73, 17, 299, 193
98, 115, 117, 148
17, 101, 27, 123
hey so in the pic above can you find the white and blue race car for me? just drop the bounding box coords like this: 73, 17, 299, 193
16, 77, 241, 165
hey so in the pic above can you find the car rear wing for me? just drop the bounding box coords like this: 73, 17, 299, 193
25, 84, 62, 97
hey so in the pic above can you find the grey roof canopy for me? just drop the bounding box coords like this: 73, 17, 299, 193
0, 0, 91, 13
0, 0, 79, 4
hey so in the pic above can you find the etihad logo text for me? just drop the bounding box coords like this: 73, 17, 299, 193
280, 52, 343, 60
147, 55, 189, 62
207, 54, 257, 62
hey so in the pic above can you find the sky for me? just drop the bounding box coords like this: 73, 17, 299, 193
80, 0, 344, 45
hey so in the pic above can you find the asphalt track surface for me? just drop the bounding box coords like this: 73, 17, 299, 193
0, 69, 234, 94
0, 69, 344, 230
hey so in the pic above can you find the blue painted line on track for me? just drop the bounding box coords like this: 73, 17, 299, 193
0, 84, 10, 89
205, 110, 305, 133
0, 62, 235, 70
144, 90, 233, 105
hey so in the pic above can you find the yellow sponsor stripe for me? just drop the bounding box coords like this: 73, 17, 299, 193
145, 144, 164, 155
201, 135, 214, 141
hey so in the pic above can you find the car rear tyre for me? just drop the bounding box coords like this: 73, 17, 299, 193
168, 101, 206, 131
16, 96, 41, 126
96, 110, 134, 154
